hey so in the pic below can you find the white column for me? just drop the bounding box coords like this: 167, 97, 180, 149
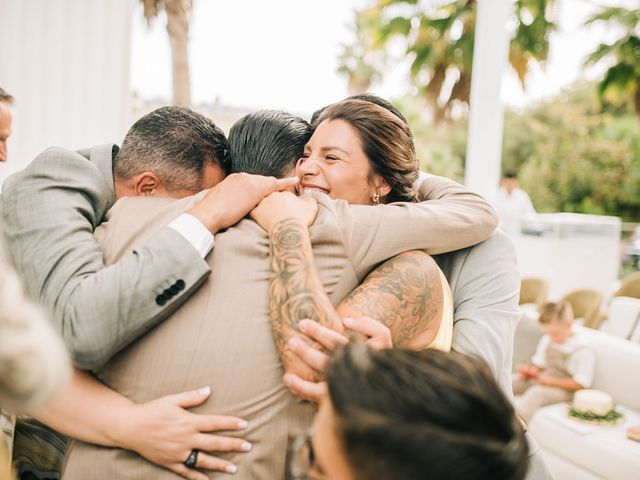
464, 0, 513, 199
0, 0, 134, 188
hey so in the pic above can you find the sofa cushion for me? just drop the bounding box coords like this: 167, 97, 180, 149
580, 326, 640, 411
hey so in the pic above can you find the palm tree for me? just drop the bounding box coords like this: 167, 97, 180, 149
141, 0, 193, 106
339, 0, 557, 123
585, 6, 640, 116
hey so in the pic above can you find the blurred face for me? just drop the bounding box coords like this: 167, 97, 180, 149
296, 119, 385, 205
311, 398, 355, 480
542, 321, 573, 344
503, 177, 518, 194
0, 102, 13, 163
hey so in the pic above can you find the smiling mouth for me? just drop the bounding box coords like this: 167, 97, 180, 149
302, 186, 329, 195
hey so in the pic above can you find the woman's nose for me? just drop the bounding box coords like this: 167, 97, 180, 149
296, 156, 319, 176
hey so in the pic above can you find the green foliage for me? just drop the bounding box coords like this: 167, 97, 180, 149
395, 82, 640, 221
339, 0, 556, 122
393, 95, 466, 181
585, 6, 640, 116
503, 84, 640, 221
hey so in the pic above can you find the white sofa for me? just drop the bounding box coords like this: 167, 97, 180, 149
513, 315, 640, 480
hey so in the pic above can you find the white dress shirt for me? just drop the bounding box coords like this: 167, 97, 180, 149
168, 213, 215, 258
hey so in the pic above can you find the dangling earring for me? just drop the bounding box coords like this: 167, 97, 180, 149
371, 191, 380, 205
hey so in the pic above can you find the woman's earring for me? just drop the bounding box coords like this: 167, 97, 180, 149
371, 191, 380, 205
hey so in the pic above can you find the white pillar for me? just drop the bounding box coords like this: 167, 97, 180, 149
0, 0, 134, 188
464, 0, 513, 199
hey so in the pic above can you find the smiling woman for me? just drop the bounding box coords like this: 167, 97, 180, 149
297, 99, 418, 205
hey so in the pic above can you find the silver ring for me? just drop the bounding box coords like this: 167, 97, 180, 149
184, 449, 199, 469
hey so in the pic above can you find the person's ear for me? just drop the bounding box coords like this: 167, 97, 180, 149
373, 175, 392, 198
134, 172, 163, 196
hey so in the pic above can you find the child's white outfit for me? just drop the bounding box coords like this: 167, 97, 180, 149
513, 328, 595, 422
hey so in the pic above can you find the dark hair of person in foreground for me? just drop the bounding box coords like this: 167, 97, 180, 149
325, 346, 530, 480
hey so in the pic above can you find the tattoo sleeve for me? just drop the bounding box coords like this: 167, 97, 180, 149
268, 219, 445, 379
268, 219, 343, 379
337, 251, 444, 349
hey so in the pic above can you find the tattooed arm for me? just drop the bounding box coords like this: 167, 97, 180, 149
337, 250, 445, 349
253, 192, 447, 379
268, 218, 343, 378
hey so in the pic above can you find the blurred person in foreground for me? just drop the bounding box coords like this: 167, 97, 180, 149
514, 301, 595, 423
284, 321, 528, 480
0, 240, 71, 479
491, 171, 536, 236
0, 88, 13, 163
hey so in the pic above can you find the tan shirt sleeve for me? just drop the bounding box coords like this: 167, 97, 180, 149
315, 174, 498, 280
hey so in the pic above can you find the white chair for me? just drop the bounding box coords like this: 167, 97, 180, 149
606, 296, 640, 341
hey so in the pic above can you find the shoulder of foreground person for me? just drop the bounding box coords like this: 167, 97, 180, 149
0, 251, 71, 412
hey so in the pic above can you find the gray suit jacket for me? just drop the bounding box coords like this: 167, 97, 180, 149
0, 145, 210, 370
436, 232, 553, 479
63, 176, 498, 480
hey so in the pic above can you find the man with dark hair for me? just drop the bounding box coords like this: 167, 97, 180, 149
229, 110, 312, 177
0, 87, 13, 163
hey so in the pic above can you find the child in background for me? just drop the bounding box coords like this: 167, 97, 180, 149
513, 301, 596, 423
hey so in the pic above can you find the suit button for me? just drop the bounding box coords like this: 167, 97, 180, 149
175, 279, 185, 291
169, 285, 179, 295
155, 294, 167, 306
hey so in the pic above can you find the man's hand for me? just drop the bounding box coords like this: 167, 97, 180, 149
116, 386, 251, 480
250, 191, 318, 233
283, 317, 392, 404
188, 173, 299, 234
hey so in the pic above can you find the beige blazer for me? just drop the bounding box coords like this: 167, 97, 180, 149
62, 175, 496, 479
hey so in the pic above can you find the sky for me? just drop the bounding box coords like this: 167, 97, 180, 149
130, 0, 633, 115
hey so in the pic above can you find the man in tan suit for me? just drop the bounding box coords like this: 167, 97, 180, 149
62, 110, 497, 479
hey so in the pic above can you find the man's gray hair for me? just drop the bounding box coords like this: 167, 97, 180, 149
114, 106, 229, 192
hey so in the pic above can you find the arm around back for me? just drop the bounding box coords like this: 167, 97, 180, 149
319, 174, 498, 280
0, 147, 211, 370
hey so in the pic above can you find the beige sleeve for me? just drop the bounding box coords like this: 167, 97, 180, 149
320, 174, 498, 280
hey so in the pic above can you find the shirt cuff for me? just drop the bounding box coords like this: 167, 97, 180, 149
168, 213, 214, 258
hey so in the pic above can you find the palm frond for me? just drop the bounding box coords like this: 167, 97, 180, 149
142, 0, 162, 22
